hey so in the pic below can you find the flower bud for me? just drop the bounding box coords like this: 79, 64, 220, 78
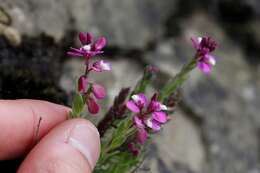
79, 32, 93, 45
87, 97, 100, 114
78, 75, 88, 93
92, 84, 106, 100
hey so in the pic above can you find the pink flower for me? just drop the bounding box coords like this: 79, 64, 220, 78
92, 60, 112, 72
79, 32, 93, 45
92, 84, 106, 100
133, 116, 145, 128
68, 32, 111, 116
127, 93, 168, 144
191, 36, 217, 74
67, 32, 107, 59
198, 54, 216, 74
78, 75, 88, 93
136, 128, 148, 144
87, 97, 100, 114
126, 93, 148, 113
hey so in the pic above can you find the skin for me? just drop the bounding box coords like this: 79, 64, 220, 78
0, 99, 100, 173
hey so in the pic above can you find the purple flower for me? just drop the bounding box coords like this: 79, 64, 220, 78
79, 32, 93, 45
126, 93, 148, 113
92, 83, 106, 100
127, 93, 168, 144
78, 75, 88, 94
67, 32, 107, 59
136, 128, 148, 144
87, 96, 100, 115
68, 32, 111, 116
92, 60, 112, 72
191, 36, 217, 74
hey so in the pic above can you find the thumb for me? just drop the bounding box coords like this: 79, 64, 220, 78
18, 119, 100, 173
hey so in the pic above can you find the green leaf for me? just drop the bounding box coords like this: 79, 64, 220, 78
159, 58, 197, 101
131, 65, 157, 96
94, 151, 141, 173
108, 116, 133, 151
71, 92, 85, 118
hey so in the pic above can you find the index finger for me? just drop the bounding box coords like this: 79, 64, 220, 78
0, 99, 70, 160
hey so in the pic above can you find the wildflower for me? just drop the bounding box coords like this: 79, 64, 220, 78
67, 32, 107, 59
87, 96, 100, 114
81, 83, 106, 115
68, 32, 111, 115
126, 93, 147, 113
136, 127, 148, 144
92, 60, 112, 72
92, 84, 106, 100
126, 93, 168, 144
191, 36, 217, 74
78, 75, 88, 94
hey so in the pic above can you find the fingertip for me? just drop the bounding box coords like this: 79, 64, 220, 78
0, 99, 70, 159
18, 119, 100, 173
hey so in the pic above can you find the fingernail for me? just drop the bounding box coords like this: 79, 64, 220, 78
68, 124, 100, 170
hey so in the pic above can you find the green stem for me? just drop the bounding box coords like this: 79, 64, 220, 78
158, 57, 197, 101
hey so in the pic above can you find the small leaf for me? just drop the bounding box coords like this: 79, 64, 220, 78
131, 65, 157, 96
71, 92, 85, 118
159, 58, 197, 101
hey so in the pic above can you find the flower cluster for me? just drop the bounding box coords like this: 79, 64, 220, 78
68, 32, 111, 114
126, 93, 168, 155
191, 36, 217, 74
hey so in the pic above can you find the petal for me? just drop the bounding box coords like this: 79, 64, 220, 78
86, 32, 93, 44
191, 37, 201, 49
147, 101, 160, 112
152, 112, 167, 123
67, 51, 83, 57
94, 37, 107, 51
159, 103, 167, 111
133, 116, 145, 128
100, 60, 112, 71
151, 120, 161, 131
126, 100, 140, 113
70, 47, 85, 53
131, 93, 147, 106
145, 118, 161, 131
79, 32, 93, 45
151, 93, 158, 101
87, 97, 100, 114
205, 54, 216, 66
136, 128, 148, 144
92, 84, 106, 100
78, 75, 88, 93
92, 60, 112, 72
79, 32, 86, 44
198, 62, 212, 74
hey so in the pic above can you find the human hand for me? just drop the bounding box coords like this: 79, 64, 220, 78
0, 99, 100, 173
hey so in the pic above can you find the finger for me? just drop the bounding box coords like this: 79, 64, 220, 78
18, 119, 100, 173
0, 99, 70, 159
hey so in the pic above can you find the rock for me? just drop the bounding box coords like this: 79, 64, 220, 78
144, 12, 260, 173
147, 109, 206, 173
1, 0, 176, 48
0, 35, 67, 104
1, 0, 70, 41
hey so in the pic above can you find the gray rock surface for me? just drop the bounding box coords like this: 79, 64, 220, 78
1, 0, 260, 173
1, 0, 176, 48
143, 11, 260, 173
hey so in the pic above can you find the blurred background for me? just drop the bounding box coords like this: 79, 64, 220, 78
0, 0, 260, 172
